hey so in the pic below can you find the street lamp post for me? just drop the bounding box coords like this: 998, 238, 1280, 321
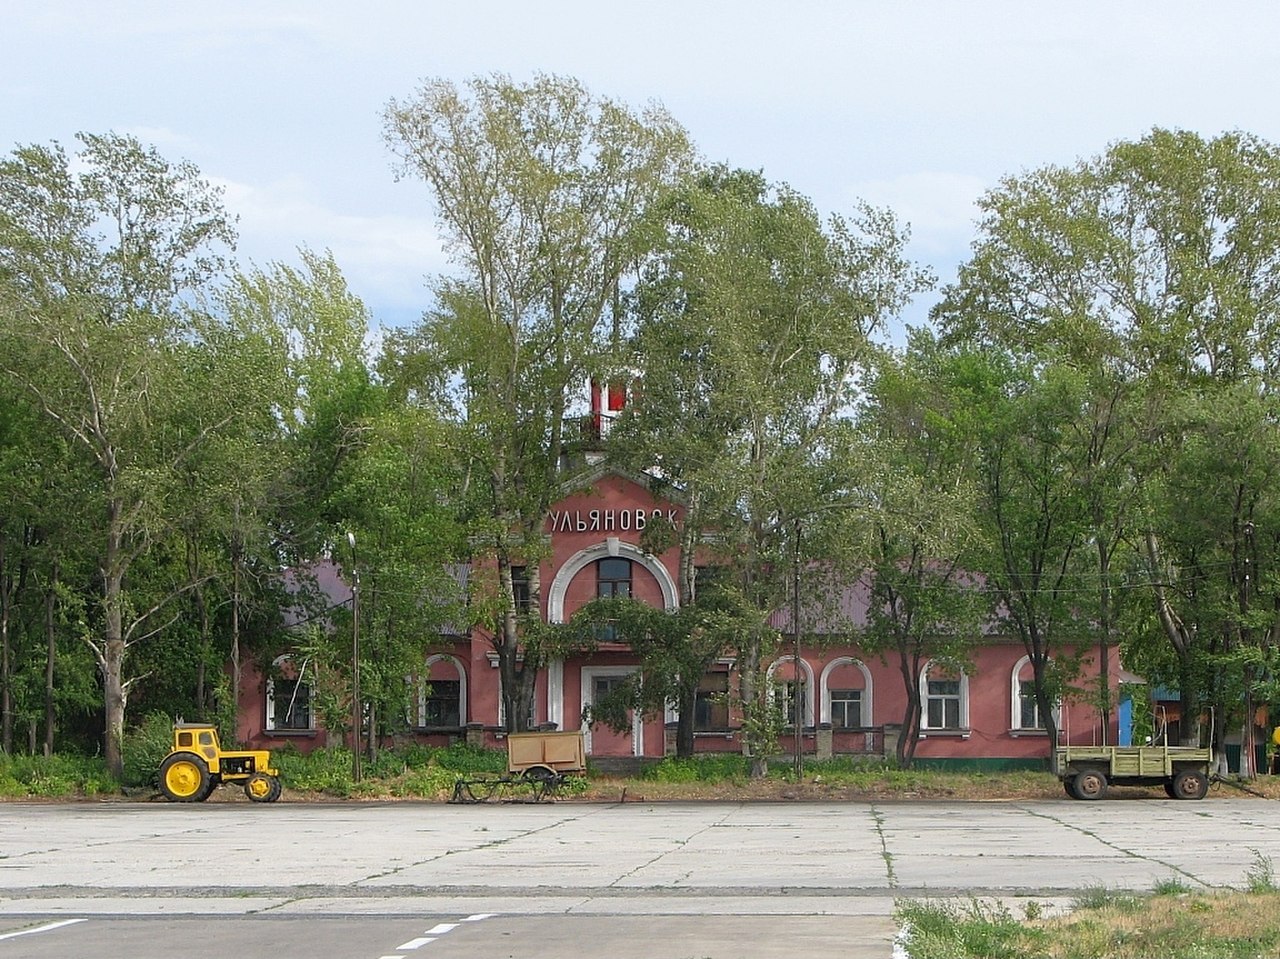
347, 531, 362, 784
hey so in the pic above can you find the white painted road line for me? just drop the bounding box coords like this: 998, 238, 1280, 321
395, 937, 436, 950
424, 923, 459, 935
461, 913, 494, 921
0, 918, 88, 941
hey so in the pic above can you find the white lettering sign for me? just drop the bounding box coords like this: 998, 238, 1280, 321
547, 508, 679, 534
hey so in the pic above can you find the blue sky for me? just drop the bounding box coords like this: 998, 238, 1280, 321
7, 2, 1280, 333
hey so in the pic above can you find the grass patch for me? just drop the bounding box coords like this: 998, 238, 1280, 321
897, 889, 1280, 958
0, 753, 117, 798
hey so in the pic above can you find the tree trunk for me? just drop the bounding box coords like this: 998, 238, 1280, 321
230, 549, 242, 742
896, 646, 921, 769
44, 561, 57, 757
0, 532, 12, 755
101, 500, 127, 782
1096, 535, 1112, 745
676, 683, 696, 758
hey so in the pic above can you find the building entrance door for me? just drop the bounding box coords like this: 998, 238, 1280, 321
584, 671, 635, 757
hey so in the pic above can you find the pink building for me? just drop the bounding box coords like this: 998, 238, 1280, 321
236, 465, 1120, 768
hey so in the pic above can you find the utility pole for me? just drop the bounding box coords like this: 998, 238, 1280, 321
348, 531, 362, 784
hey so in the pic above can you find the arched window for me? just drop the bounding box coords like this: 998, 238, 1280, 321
820, 658, 873, 729
265, 654, 313, 731
1010, 655, 1058, 732
767, 656, 815, 728
414, 654, 467, 729
918, 661, 968, 731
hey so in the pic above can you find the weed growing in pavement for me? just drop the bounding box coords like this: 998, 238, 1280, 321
1245, 849, 1277, 893
895, 898, 1037, 959
1151, 876, 1192, 896
1071, 884, 1142, 913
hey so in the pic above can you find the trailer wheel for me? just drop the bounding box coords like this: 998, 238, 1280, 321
1172, 768, 1209, 800
160, 753, 210, 802
1062, 779, 1076, 798
1071, 768, 1108, 801
1163, 781, 1178, 799
523, 765, 558, 785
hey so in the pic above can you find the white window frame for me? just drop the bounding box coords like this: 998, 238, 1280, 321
819, 657, 873, 727
414, 653, 467, 728
918, 660, 969, 733
580, 665, 643, 756
1010, 655, 1060, 733
265, 654, 314, 731
766, 655, 816, 728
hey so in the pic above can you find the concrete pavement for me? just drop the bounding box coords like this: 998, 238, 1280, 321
2, 798, 1278, 956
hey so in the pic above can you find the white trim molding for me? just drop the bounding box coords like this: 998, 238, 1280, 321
546, 541, 679, 623
418, 653, 467, 727
918, 659, 970, 734
1010, 654, 1060, 732
580, 665, 643, 756
766, 655, 816, 727
819, 657, 873, 727
265, 653, 314, 731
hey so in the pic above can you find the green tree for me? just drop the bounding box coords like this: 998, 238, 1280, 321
0, 132, 239, 778
619, 168, 927, 775
937, 128, 1280, 757
383, 74, 693, 732
850, 334, 986, 768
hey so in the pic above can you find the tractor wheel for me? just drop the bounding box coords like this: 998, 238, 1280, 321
244, 772, 277, 803
265, 775, 283, 803
195, 779, 218, 802
160, 753, 210, 802
1071, 768, 1108, 801
1172, 768, 1209, 800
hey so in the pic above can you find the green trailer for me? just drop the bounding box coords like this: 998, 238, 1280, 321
1056, 742, 1214, 800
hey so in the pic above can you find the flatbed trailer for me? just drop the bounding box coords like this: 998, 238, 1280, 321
1056, 743, 1214, 800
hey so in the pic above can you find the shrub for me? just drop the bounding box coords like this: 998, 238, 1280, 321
643, 754, 749, 782
0, 753, 116, 798
122, 712, 176, 788
430, 743, 507, 775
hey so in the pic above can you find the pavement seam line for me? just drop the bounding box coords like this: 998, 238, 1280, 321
606, 805, 739, 888
870, 804, 898, 890
356, 808, 600, 884
1015, 804, 1210, 888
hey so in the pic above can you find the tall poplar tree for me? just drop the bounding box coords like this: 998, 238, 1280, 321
383, 74, 693, 731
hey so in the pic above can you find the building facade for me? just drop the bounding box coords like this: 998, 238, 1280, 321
235, 466, 1120, 767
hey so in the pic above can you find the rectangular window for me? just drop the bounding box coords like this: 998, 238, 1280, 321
694, 672, 729, 730
830, 689, 862, 729
594, 675, 627, 700
597, 558, 632, 598
926, 679, 961, 729
423, 680, 461, 727
1019, 680, 1043, 729
510, 565, 532, 611
272, 679, 311, 730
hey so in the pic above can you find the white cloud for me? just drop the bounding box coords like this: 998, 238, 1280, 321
214, 175, 448, 323
847, 172, 987, 259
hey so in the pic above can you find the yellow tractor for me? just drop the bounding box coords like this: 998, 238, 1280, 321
159, 723, 282, 803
